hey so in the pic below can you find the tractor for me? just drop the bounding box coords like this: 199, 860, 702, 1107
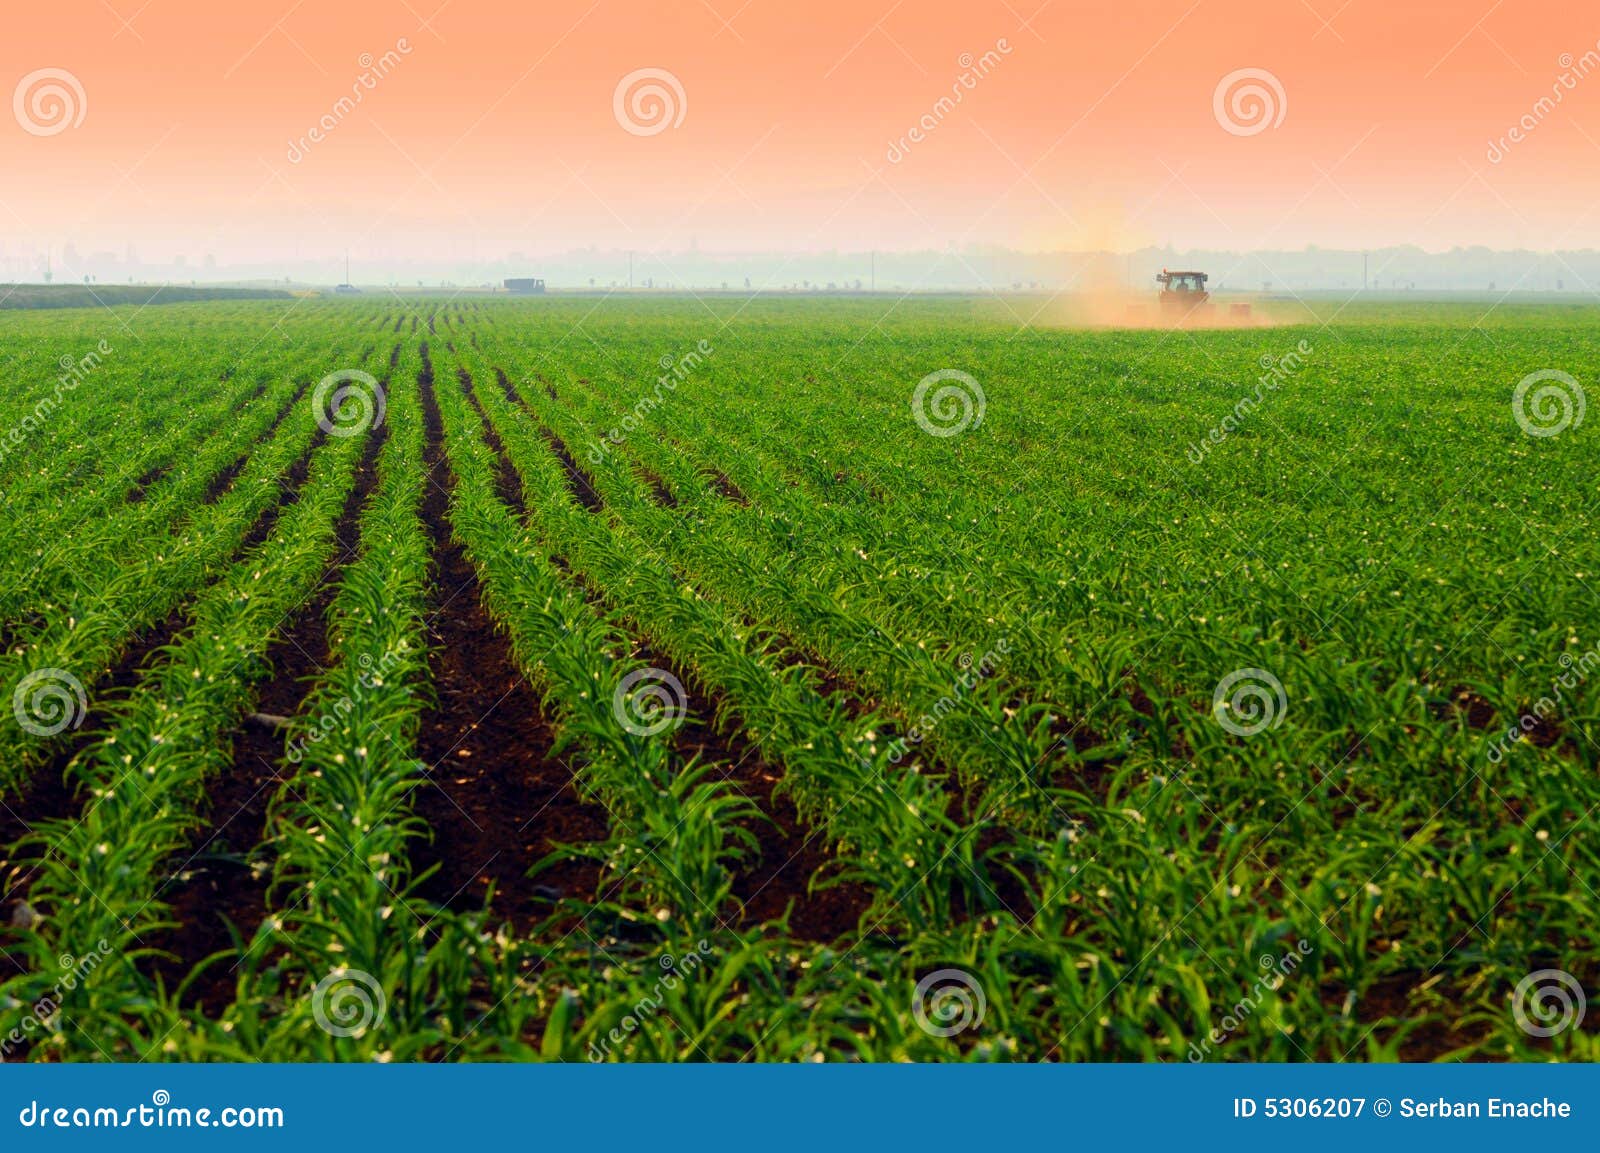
1156, 269, 1209, 310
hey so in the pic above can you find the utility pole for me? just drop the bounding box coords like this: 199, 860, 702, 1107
870, 250, 875, 293
1362, 251, 1367, 291
628, 251, 633, 289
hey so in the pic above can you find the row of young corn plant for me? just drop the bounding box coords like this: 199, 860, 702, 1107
452, 347, 1098, 1062
0, 358, 292, 606
424, 347, 817, 1062
0, 312, 255, 521
0, 353, 368, 795
466, 298, 1600, 1061
0, 363, 313, 636
528, 357, 1428, 1062
556, 354, 1600, 1062
0, 417, 370, 1059
473, 341, 1062, 822
430, 348, 764, 935
213, 342, 770, 1060
158, 340, 473, 1059
0, 303, 366, 540
517, 364, 1074, 822
449, 344, 1001, 942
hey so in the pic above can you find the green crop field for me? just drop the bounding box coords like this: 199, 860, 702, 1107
0, 294, 1595, 1062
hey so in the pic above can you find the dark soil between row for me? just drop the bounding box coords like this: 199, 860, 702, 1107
409, 345, 606, 933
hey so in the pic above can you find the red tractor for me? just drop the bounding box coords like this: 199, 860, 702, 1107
1156, 269, 1209, 310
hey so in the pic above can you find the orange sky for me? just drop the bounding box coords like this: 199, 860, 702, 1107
6, 0, 1600, 264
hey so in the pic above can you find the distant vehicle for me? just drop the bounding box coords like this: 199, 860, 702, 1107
504, 277, 546, 294
1156, 269, 1209, 309
1154, 269, 1251, 320
333, 283, 361, 294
